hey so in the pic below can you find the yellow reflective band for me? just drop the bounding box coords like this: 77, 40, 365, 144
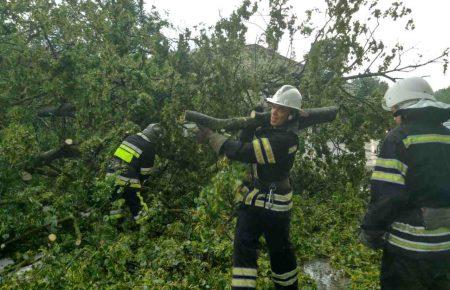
115, 179, 141, 188
137, 132, 151, 142
252, 139, 265, 164
252, 163, 259, 179
114, 147, 133, 163
261, 138, 276, 164
231, 278, 256, 288
272, 267, 298, 280
140, 167, 153, 175
403, 134, 450, 149
115, 176, 141, 188
392, 222, 450, 237
232, 267, 257, 277
245, 189, 259, 205
122, 141, 142, 155
137, 192, 149, 212
255, 191, 293, 203
119, 144, 140, 158
273, 275, 298, 286
273, 191, 293, 202
371, 171, 405, 185
235, 185, 248, 203
388, 233, 450, 252
254, 200, 293, 212
288, 145, 297, 154
375, 158, 408, 175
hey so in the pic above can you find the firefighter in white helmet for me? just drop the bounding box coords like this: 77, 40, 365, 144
361, 77, 450, 289
197, 85, 303, 289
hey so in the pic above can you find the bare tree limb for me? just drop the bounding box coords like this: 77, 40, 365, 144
343, 49, 449, 82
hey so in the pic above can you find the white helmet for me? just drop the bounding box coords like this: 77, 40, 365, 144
383, 77, 436, 111
266, 85, 303, 111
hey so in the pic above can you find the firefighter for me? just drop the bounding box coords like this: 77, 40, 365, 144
361, 77, 450, 289
197, 85, 302, 289
106, 123, 161, 224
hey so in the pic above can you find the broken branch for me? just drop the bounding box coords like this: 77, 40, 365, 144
29, 139, 80, 168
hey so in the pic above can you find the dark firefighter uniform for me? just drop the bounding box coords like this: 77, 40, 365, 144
107, 130, 156, 221
209, 122, 299, 289
362, 106, 450, 289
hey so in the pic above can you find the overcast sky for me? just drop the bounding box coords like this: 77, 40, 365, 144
146, 0, 450, 91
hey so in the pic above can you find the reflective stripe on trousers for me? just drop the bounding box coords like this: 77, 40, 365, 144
232, 206, 298, 289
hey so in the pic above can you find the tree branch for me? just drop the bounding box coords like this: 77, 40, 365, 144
343, 49, 449, 82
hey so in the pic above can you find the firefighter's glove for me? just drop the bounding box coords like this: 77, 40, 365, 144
359, 229, 386, 250
196, 126, 213, 143
208, 133, 227, 154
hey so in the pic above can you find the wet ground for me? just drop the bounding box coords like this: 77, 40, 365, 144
303, 259, 351, 290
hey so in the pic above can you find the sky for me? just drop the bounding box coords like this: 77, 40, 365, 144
145, 0, 450, 91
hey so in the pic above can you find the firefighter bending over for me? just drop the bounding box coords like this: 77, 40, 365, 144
106, 123, 161, 225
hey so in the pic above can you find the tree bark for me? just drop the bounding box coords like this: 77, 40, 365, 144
184, 106, 338, 131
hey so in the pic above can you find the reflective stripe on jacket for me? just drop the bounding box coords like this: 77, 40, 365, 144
221, 124, 298, 212
109, 134, 156, 188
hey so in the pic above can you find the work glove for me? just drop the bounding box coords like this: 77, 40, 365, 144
196, 126, 213, 143
359, 229, 386, 250
196, 126, 228, 154
181, 123, 199, 138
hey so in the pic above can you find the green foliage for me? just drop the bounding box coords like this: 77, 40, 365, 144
435, 87, 450, 104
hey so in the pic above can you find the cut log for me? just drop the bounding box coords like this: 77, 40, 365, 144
297, 106, 339, 130
20, 171, 32, 181
184, 106, 338, 131
183, 110, 267, 131
30, 139, 80, 168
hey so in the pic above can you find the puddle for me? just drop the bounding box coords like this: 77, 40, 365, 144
303, 259, 350, 290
